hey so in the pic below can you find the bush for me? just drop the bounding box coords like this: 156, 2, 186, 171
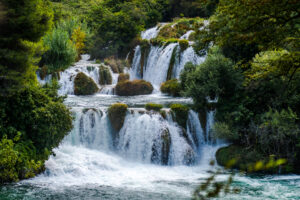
42, 28, 77, 73
74, 72, 99, 95
118, 73, 130, 83
99, 65, 112, 85
212, 122, 239, 142
179, 39, 189, 51
108, 103, 128, 132
116, 80, 153, 96
170, 104, 189, 128
160, 79, 182, 97
145, 103, 163, 112
0, 86, 73, 183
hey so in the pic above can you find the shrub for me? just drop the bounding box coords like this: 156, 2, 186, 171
160, 79, 182, 97
74, 72, 98, 95
170, 104, 189, 128
179, 39, 189, 51
140, 39, 150, 51
99, 65, 112, 85
42, 28, 77, 73
118, 73, 130, 83
116, 80, 153, 96
212, 122, 239, 142
145, 103, 163, 112
108, 103, 128, 132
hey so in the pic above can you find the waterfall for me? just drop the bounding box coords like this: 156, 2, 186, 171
129, 43, 206, 90
62, 108, 216, 166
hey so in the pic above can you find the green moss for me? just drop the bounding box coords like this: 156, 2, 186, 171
140, 39, 150, 51
145, 103, 163, 112
108, 103, 128, 132
161, 79, 182, 97
116, 80, 153, 96
150, 37, 165, 46
118, 73, 130, 83
160, 110, 167, 119
99, 65, 112, 85
164, 38, 179, 46
74, 72, 99, 95
179, 39, 189, 51
170, 104, 189, 128
167, 46, 178, 81
95, 59, 101, 64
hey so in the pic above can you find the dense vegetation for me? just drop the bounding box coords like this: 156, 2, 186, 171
182, 0, 300, 173
0, 0, 73, 183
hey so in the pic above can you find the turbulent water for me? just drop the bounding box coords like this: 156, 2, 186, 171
3, 26, 300, 200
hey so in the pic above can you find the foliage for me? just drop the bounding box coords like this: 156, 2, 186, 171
108, 103, 128, 132
183, 47, 243, 107
99, 65, 112, 85
74, 72, 99, 95
212, 122, 239, 142
42, 28, 77, 73
0, 0, 53, 93
179, 39, 189, 51
71, 26, 86, 55
170, 104, 189, 128
145, 103, 163, 112
160, 79, 182, 97
116, 80, 153, 96
118, 73, 130, 83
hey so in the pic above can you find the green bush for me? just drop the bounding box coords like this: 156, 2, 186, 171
118, 73, 130, 83
42, 28, 77, 73
145, 103, 163, 112
160, 79, 182, 97
0, 86, 73, 183
116, 80, 153, 96
170, 104, 189, 128
108, 103, 128, 132
179, 39, 189, 51
74, 72, 99, 95
99, 65, 112, 85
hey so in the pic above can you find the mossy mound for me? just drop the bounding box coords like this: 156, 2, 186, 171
160, 79, 182, 97
116, 80, 153, 96
108, 103, 128, 132
99, 65, 112, 85
145, 103, 163, 112
179, 39, 189, 51
118, 73, 130, 83
170, 104, 189, 128
74, 72, 99, 95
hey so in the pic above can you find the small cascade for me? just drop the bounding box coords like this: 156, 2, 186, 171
64, 107, 217, 166
141, 23, 167, 40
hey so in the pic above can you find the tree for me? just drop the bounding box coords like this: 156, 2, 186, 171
0, 0, 53, 93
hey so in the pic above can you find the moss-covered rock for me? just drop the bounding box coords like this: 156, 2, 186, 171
116, 80, 153, 96
108, 103, 128, 132
145, 103, 163, 112
118, 73, 130, 83
179, 39, 189, 51
166, 46, 178, 81
99, 65, 112, 85
161, 79, 182, 97
170, 104, 189, 128
74, 72, 99, 95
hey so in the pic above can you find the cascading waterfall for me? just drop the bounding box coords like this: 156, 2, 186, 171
63, 108, 216, 167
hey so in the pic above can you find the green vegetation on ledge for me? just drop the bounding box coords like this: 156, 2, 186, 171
170, 104, 189, 128
99, 65, 112, 85
145, 103, 163, 112
160, 79, 182, 97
